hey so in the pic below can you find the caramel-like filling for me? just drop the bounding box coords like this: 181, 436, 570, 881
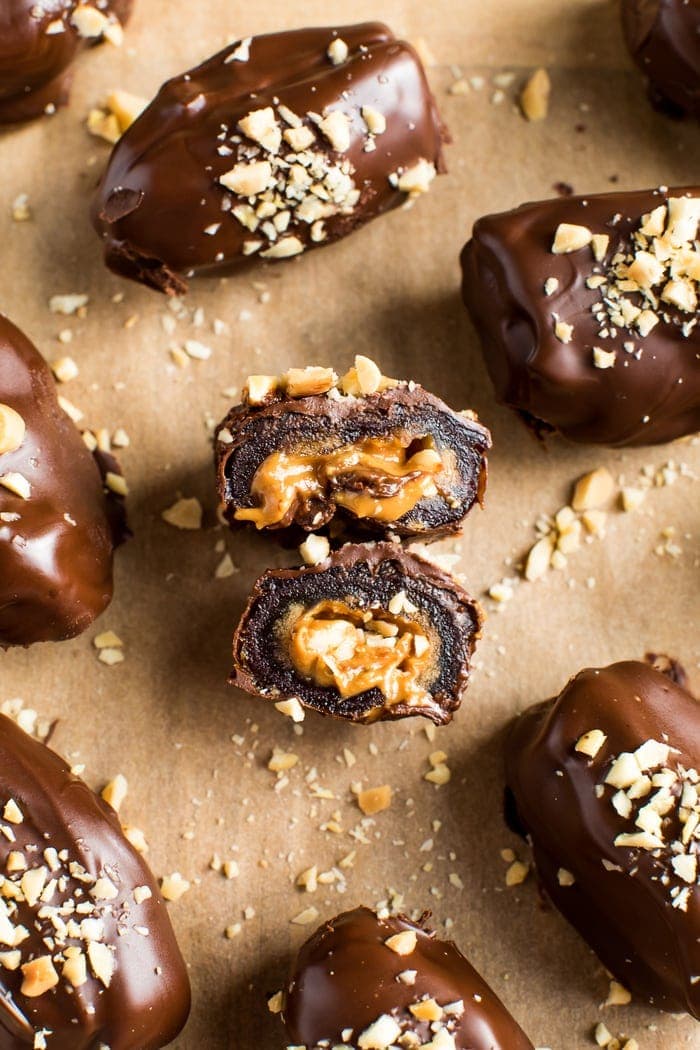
289, 599, 433, 707
234, 434, 444, 529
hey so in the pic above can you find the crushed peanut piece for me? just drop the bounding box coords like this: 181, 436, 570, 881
357, 785, 393, 815
299, 533, 330, 566
520, 68, 551, 121
327, 38, 349, 65
552, 223, 592, 254
101, 774, 128, 813
160, 872, 190, 902
571, 467, 615, 511
162, 497, 203, 530
0, 404, 26, 456
0, 472, 31, 500
384, 930, 417, 956
575, 730, 607, 759
605, 980, 632, 1007
505, 860, 529, 886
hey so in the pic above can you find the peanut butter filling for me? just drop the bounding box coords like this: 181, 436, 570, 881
234, 434, 444, 529
288, 598, 433, 707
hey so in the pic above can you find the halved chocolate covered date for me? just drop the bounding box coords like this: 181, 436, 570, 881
622, 0, 700, 118
0, 712, 191, 1048
91, 22, 447, 293
281, 907, 534, 1049
216, 360, 490, 544
0, 1, 132, 125
461, 187, 700, 446
231, 542, 482, 724
505, 660, 700, 1016
0, 314, 119, 646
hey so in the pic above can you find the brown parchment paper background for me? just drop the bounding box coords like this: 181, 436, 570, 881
1, 1, 699, 1047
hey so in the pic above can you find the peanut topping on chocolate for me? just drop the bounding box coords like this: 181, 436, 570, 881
462, 186, 700, 446
0, 403, 26, 455
281, 907, 533, 1048
595, 736, 700, 911
92, 24, 447, 292
551, 196, 700, 347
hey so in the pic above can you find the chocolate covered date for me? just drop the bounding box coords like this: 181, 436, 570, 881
0, 1, 132, 125
215, 358, 490, 544
0, 314, 119, 646
0, 712, 191, 1048
91, 22, 447, 294
622, 0, 700, 118
461, 186, 700, 446
280, 907, 534, 1050
505, 660, 700, 1016
231, 542, 482, 725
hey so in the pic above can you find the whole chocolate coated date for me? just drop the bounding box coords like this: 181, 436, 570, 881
0, 314, 119, 646
505, 660, 700, 1016
91, 23, 447, 293
0, 713, 190, 1048
461, 186, 700, 446
282, 907, 534, 1049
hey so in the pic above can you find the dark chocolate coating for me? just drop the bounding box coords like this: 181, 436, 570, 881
461, 186, 700, 446
622, 0, 700, 117
0, 712, 191, 1048
283, 907, 534, 1049
215, 384, 490, 543
0, 314, 116, 646
230, 541, 483, 724
0, 1, 132, 125
91, 23, 447, 293
505, 661, 700, 1016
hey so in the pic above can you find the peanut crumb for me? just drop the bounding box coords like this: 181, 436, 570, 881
162, 497, 203, 530
505, 860, 529, 886
160, 872, 190, 902
101, 774, 128, 812
384, 930, 417, 956
357, 785, 393, 815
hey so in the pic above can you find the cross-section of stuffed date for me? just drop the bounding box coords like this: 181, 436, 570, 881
230, 541, 483, 725
215, 357, 491, 544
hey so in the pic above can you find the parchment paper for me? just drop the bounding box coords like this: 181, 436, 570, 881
1, 1, 699, 1047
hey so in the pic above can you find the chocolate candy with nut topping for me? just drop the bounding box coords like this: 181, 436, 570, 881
0, 712, 190, 1048
0, 1, 133, 125
461, 186, 700, 446
91, 22, 447, 294
215, 359, 490, 544
0, 314, 118, 646
505, 660, 700, 1017
622, 0, 700, 118
282, 907, 534, 1049
231, 541, 482, 725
